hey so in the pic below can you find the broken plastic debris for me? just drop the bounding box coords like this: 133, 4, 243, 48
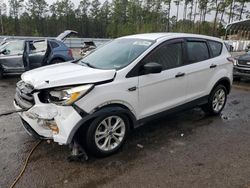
137, 144, 144, 149
64, 180, 68, 184
181, 133, 184, 137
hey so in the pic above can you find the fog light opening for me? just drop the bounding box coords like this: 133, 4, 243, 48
48, 123, 59, 134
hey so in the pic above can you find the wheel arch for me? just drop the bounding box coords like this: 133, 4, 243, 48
211, 77, 231, 94
50, 57, 65, 64
67, 103, 137, 144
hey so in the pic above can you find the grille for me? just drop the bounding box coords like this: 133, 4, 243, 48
238, 60, 250, 67
237, 69, 250, 74
15, 81, 35, 109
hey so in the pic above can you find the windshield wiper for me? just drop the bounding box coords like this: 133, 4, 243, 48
71, 57, 82, 64
80, 61, 97, 68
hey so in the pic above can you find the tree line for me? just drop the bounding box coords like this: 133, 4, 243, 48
0, 0, 249, 38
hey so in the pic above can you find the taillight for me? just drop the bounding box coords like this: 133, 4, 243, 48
68, 49, 73, 57
227, 57, 235, 64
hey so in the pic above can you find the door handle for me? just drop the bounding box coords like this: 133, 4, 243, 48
128, 86, 137, 92
175, 72, 185, 78
210, 64, 217, 68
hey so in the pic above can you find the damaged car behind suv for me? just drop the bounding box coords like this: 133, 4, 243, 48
0, 30, 77, 79
14, 33, 233, 157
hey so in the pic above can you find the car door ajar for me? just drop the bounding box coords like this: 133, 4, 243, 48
28, 40, 47, 69
0, 40, 25, 72
137, 39, 188, 120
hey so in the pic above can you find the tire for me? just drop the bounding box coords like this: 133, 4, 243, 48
202, 85, 227, 116
85, 114, 130, 157
0, 68, 3, 79
51, 58, 64, 64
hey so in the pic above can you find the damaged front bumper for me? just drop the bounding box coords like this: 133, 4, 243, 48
14, 92, 83, 145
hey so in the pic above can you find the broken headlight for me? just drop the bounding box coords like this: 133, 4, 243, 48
48, 84, 94, 106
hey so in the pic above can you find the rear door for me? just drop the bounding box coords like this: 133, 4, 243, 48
137, 39, 188, 119
184, 38, 221, 100
28, 40, 47, 69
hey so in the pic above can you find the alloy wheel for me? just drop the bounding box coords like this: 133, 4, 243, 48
94, 116, 126, 152
212, 88, 226, 113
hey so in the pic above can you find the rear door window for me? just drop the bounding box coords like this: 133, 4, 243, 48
186, 41, 209, 63
30, 40, 47, 53
208, 41, 222, 57
50, 41, 59, 49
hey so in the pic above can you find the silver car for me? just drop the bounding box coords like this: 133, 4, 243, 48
0, 30, 77, 79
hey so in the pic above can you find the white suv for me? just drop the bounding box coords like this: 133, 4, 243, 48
14, 33, 233, 157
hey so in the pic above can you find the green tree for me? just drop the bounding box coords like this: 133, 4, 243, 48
50, 0, 75, 34
77, 0, 90, 36
9, 0, 24, 34
26, 0, 48, 35
90, 0, 101, 37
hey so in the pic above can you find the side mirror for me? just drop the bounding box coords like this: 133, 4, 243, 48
143, 62, 162, 74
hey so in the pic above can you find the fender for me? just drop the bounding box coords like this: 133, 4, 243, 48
207, 67, 232, 94
210, 77, 231, 94
66, 105, 137, 144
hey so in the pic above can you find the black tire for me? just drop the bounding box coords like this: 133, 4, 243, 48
51, 58, 64, 64
202, 85, 227, 116
85, 113, 130, 157
0, 68, 3, 79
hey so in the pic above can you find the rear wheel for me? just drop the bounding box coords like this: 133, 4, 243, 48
85, 114, 129, 157
202, 85, 227, 115
0, 68, 3, 79
51, 58, 64, 64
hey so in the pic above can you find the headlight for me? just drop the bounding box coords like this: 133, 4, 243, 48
48, 84, 94, 106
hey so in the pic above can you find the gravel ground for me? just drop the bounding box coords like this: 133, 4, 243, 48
0, 76, 250, 188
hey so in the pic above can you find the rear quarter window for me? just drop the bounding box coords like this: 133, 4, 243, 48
50, 41, 59, 49
208, 41, 222, 57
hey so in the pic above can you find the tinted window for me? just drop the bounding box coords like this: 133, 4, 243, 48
30, 41, 47, 53
208, 41, 222, 57
50, 41, 59, 49
143, 42, 183, 70
187, 41, 209, 63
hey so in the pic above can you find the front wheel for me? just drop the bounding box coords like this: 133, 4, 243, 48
85, 114, 129, 157
202, 85, 227, 115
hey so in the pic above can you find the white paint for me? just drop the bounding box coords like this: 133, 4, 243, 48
15, 33, 233, 145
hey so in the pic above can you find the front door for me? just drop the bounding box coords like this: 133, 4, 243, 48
137, 39, 188, 119
0, 40, 25, 72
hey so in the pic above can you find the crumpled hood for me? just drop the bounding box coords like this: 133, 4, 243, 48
21, 62, 116, 90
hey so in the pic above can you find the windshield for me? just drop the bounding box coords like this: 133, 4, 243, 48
79, 38, 154, 70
